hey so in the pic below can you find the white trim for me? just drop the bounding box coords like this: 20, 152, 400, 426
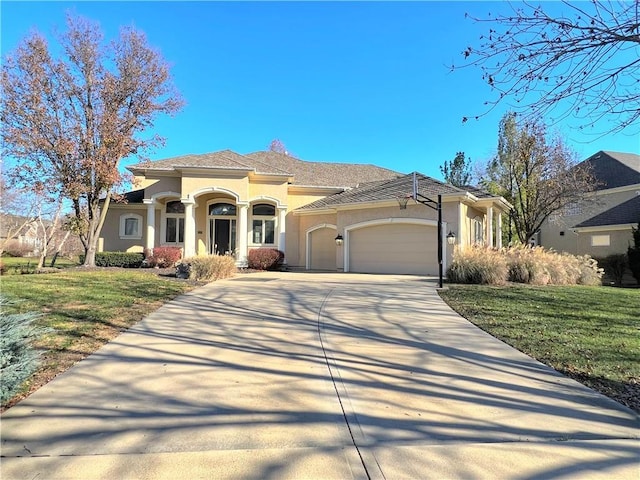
343, 218, 441, 273
187, 186, 244, 204
305, 223, 337, 270
573, 224, 635, 233
147, 191, 182, 202
248, 195, 287, 209
119, 213, 143, 240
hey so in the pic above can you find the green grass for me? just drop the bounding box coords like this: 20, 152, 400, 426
439, 285, 640, 412
1, 256, 79, 274
1, 269, 198, 409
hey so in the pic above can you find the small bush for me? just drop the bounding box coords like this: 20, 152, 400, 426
446, 246, 508, 285
247, 248, 284, 271
2, 240, 32, 258
0, 297, 50, 404
79, 252, 145, 268
144, 247, 182, 268
177, 255, 237, 281
596, 254, 628, 286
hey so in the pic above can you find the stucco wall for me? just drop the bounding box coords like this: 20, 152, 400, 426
144, 176, 182, 198
294, 213, 338, 268
539, 188, 638, 254
576, 228, 634, 257
100, 205, 147, 253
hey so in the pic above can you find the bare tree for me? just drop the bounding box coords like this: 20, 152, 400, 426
0, 176, 37, 256
457, 1, 640, 135
481, 112, 596, 244
1, 14, 183, 266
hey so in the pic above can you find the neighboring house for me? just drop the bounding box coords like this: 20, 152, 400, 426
539, 150, 640, 257
101, 150, 510, 275
0, 214, 41, 255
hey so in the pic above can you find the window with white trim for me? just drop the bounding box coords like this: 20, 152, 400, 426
165, 200, 185, 244
591, 234, 610, 247
119, 213, 142, 239
252, 203, 276, 244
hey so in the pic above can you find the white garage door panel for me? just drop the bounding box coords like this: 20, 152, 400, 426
349, 223, 437, 274
310, 227, 336, 270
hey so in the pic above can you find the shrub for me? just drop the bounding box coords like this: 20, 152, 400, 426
0, 297, 49, 404
628, 223, 640, 284
2, 240, 32, 258
247, 248, 284, 271
177, 255, 237, 281
79, 252, 144, 268
596, 254, 628, 286
144, 247, 182, 268
446, 246, 508, 285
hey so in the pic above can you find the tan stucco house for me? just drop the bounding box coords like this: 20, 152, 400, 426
539, 151, 640, 257
101, 150, 510, 275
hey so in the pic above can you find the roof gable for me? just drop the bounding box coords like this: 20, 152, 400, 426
245, 151, 400, 188
580, 151, 640, 190
296, 172, 469, 211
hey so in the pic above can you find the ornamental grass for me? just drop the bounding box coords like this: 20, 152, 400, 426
447, 245, 603, 286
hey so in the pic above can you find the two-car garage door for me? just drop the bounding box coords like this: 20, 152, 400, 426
348, 222, 438, 275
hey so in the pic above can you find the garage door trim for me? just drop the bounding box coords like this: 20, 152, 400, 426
344, 217, 446, 273
305, 223, 337, 269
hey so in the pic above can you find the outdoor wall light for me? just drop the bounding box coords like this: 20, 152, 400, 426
335, 234, 344, 246
446, 231, 456, 245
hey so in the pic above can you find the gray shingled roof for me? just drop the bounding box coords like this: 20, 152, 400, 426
245, 151, 401, 187
574, 195, 640, 228
129, 150, 401, 188
129, 150, 291, 176
580, 151, 640, 189
296, 173, 469, 211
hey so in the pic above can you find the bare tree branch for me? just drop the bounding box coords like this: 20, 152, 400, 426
455, 0, 640, 135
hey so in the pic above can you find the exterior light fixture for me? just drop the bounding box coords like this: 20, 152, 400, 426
447, 231, 456, 245
335, 234, 344, 246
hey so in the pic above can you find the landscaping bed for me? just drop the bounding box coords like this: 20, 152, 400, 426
439, 285, 640, 413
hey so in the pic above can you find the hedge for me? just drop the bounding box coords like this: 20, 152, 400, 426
79, 252, 145, 268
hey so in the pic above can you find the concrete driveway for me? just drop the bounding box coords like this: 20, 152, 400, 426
1, 272, 638, 479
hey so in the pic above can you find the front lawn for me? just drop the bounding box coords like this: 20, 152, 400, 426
1, 269, 199, 410
1, 255, 79, 274
439, 285, 640, 412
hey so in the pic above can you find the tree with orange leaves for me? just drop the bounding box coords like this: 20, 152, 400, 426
1, 14, 183, 266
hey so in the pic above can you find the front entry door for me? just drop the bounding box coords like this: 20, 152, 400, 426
210, 218, 236, 255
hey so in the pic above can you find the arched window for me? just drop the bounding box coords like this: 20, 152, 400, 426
119, 213, 142, 239
165, 200, 185, 244
252, 203, 276, 245
209, 203, 237, 216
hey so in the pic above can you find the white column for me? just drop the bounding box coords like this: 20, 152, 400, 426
457, 203, 465, 251
237, 204, 248, 267
182, 199, 196, 258
496, 211, 503, 249
143, 200, 156, 251
486, 206, 494, 248
278, 207, 287, 263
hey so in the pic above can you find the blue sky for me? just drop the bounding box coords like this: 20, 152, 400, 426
2, 1, 638, 181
